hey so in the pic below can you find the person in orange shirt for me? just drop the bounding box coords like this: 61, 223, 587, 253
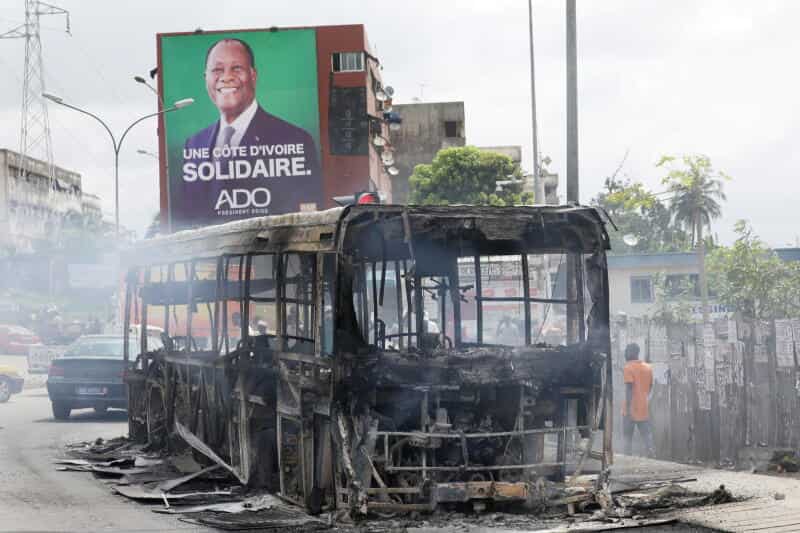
622, 342, 655, 456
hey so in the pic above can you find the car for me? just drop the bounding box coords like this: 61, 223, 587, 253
0, 324, 41, 355
46, 335, 129, 420
0, 364, 24, 403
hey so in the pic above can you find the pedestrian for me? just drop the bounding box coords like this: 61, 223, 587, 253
622, 342, 655, 457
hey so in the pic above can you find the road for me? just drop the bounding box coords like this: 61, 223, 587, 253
0, 354, 203, 532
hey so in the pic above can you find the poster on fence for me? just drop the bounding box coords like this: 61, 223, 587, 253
754, 344, 768, 363
698, 388, 712, 410
703, 324, 716, 347
728, 320, 738, 341
791, 318, 800, 342
775, 319, 794, 367
650, 327, 668, 362
705, 353, 717, 391
652, 362, 670, 385
776, 319, 793, 341
776, 341, 795, 368
670, 356, 687, 384
731, 342, 745, 386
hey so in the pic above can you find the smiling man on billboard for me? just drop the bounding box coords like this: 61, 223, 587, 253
174, 34, 321, 226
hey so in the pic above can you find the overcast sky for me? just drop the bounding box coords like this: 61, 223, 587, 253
0, 0, 797, 245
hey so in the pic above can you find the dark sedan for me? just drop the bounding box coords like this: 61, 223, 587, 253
46, 335, 130, 420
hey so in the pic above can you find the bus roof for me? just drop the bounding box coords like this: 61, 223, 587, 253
124, 204, 609, 267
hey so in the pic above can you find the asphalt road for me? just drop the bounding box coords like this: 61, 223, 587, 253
0, 355, 203, 532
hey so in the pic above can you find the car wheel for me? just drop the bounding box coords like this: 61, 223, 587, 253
94, 405, 108, 415
52, 401, 71, 420
0, 378, 10, 403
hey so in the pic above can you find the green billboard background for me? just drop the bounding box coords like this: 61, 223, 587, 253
159, 28, 321, 226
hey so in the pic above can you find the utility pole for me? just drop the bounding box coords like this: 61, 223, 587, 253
566, 0, 578, 203
0, 0, 70, 182
528, 0, 539, 182
565, 0, 580, 345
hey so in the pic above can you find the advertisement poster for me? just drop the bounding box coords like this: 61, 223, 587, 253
159, 29, 322, 228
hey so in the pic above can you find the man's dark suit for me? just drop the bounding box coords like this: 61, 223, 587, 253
175, 105, 321, 228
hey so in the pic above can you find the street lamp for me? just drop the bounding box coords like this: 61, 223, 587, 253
136, 149, 158, 160
43, 92, 193, 236
133, 75, 161, 103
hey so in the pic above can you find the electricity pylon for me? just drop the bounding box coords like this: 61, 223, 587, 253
0, 0, 70, 181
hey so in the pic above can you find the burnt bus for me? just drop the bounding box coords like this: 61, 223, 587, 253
123, 204, 612, 515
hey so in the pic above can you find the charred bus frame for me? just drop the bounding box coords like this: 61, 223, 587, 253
123, 204, 612, 516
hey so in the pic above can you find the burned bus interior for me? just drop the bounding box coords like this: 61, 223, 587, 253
123, 204, 612, 516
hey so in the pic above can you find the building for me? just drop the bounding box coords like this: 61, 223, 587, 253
387, 103, 559, 205
607, 249, 800, 320
80, 193, 103, 225
388, 101, 466, 204
477, 145, 522, 165
157, 24, 394, 230
0, 148, 88, 254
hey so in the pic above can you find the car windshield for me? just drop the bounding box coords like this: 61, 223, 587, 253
64, 338, 125, 358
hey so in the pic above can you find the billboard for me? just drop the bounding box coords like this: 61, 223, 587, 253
159, 29, 322, 228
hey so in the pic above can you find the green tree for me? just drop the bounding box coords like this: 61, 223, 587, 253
659, 154, 729, 322
709, 221, 800, 321
593, 176, 689, 254
408, 146, 534, 206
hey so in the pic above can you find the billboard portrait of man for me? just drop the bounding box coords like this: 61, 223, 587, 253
160, 29, 323, 228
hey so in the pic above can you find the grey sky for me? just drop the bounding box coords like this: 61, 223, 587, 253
0, 1, 797, 245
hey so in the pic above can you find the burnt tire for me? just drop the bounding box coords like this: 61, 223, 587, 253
52, 401, 71, 420
0, 378, 10, 403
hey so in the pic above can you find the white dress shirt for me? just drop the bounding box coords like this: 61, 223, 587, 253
214, 99, 259, 150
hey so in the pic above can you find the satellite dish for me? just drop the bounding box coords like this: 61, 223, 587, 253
381, 152, 395, 166
622, 234, 639, 247
387, 166, 400, 176
375, 89, 387, 102
372, 135, 386, 147
384, 86, 395, 97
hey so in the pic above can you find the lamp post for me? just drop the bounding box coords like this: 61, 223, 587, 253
43, 93, 193, 237
135, 74, 175, 233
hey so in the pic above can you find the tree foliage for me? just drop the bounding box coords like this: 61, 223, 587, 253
408, 146, 534, 206
658, 154, 728, 247
592, 177, 689, 254
708, 221, 800, 321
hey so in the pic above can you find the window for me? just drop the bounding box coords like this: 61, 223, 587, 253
282, 253, 316, 353
332, 52, 364, 72
664, 273, 700, 299
248, 254, 278, 354
444, 121, 459, 138
630, 276, 653, 303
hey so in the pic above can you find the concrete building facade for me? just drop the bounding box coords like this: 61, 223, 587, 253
389, 101, 466, 203
0, 149, 94, 254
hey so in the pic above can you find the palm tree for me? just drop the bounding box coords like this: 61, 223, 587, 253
659, 154, 728, 323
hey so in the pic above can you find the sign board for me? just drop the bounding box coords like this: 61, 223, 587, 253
159, 29, 323, 228
27, 345, 67, 374
329, 87, 369, 155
